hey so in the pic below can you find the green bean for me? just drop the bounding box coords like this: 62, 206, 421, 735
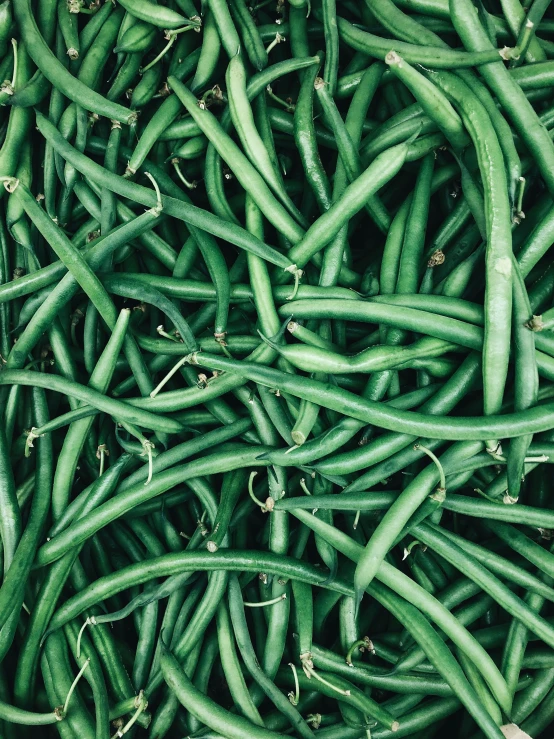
362, 109, 431, 162
429, 202, 475, 261
513, 668, 554, 723
484, 521, 554, 579
294, 56, 331, 214
227, 53, 306, 225
4, 5, 554, 733
47, 273, 357, 306
117, 0, 189, 30
58, 0, 79, 60
228, 575, 318, 737
497, 0, 546, 63
217, 599, 263, 724
519, 679, 554, 735
207, 0, 241, 59
451, 0, 554, 199
126, 94, 188, 176
36, 112, 298, 274
441, 493, 554, 528
412, 525, 554, 603
190, 7, 220, 91
16, 493, 133, 709
102, 273, 196, 350
270, 106, 339, 150
170, 33, 202, 82
48, 308, 131, 521
63, 620, 111, 739
308, 643, 454, 696
4, 183, 149, 388
511, 60, 554, 89
35, 446, 273, 567
502, 586, 550, 708
259, 382, 436, 469
14, 0, 133, 122
353, 441, 478, 595
178, 347, 554, 439
414, 521, 554, 651
0, 420, 21, 576
79, 0, 114, 57
0, 0, 11, 58
320, 355, 478, 478
99, 126, 120, 243
370, 588, 502, 738
160, 635, 286, 739
130, 64, 162, 109
337, 15, 511, 67
0, 389, 50, 633
169, 75, 305, 245
314, 66, 390, 233
206, 468, 248, 553
114, 21, 156, 54
166, 55, 320, 140
148, 569, 227, 733
263, 333, 457, 374
430, 71, 512, 417
245, 196, 281, 338
517, 202, 554, 278
0, 43, 33, 195
229, 0, 267, 70
507, 259, 538, 498
47, 550, 352, 640
396, 154, 435, 298
0, 207, 164, 320
386, 54, 468, 150
289, 509, 511, 714
286, 138, 411, 269
0, 370, 182, 434
281, 664, 400, 730
0, 701, 63, 726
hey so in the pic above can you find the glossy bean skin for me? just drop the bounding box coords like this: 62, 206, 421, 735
14, 0, 133, 122
182, 352, 554, 440
44, 550, 353, 638
48, 308, 132, 521
117, 0, 188, 29
426, 70, 513, 416
216, 600, 263, 725
228, 575, 316, 737
316, 352, 480, 477
451, 0, 554, 199
160, 636, 286, 739
0, 418, 21, 576
168, 74, 306, 246
207, 0, 241, 59
4, 3, 554, 736
226, 53, 306, 225
36, 112, 297, 272
283, 138, 411, 270
352, 441, 481, 598
294, 57, 332, 215
413, 522, 554, 653
337, 15, 511, 67
263, 334, 457, 375
289, 511, 505, 739
35, 447, 275, 568
0, 389, 51, 636
0, 370, 180, 434
386, 54, 469, 151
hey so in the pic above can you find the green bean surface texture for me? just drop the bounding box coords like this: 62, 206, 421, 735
1, 1, 554, 737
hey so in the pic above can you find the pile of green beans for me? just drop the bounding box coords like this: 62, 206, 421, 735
4, 0, 554, 736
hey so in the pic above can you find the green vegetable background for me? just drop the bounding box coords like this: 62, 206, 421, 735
1, 0, 554, 736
